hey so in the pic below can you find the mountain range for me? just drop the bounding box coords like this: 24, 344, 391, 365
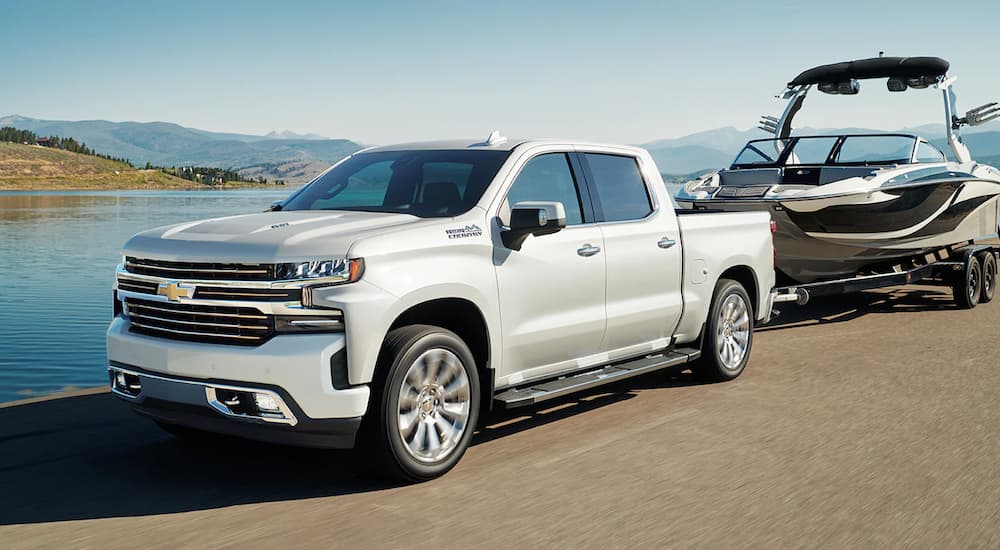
0, 115, 363, 182
3, 115, 1000, 183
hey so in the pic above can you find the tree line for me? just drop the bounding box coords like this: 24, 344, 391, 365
1, 126, 284, 185
0, 126, 133, 165
151, 164, 284, 185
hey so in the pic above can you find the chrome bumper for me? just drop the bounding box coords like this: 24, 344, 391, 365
109, 365, 298, 425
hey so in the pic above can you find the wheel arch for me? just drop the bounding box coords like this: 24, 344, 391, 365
717, 264, 760, 318
378, 296, 494, 414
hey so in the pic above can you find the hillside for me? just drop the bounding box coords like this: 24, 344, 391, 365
0, 115, 363, 183
0, 142, 243, 190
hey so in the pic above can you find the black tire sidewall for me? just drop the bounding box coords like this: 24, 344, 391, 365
979, 253, 996, 303
956, 256, 982, 309
701, 279, 754, 381
377, 328, 480, 481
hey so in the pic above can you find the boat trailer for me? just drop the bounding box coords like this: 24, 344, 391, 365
770, 242, 1000, 314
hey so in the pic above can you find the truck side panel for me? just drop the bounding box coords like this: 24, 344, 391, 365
673, 211, 775, 344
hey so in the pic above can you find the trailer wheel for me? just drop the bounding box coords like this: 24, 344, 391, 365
978, 252, 996, 304
692, 278, 754, 382
953, 255, 982, 309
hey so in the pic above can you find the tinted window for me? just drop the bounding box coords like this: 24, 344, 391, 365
733, 142, 780, 166
787, 137, 838, 165
505, 153, 585, 225
836, 135, 915, 164
282, 150, 510, 217
583, 153, 652, 222
916, 141, 946, 163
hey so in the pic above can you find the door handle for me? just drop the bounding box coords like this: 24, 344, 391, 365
657, 237, 677, 249
577, 244, 601, 257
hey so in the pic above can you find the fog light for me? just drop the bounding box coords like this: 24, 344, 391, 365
110, 369, 142, 397
253, 393, 281, 413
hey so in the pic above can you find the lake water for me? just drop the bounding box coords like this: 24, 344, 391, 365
0, 189, 292, 402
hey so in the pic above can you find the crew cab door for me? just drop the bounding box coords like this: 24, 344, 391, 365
578, 150, 684, 353
492, 150, 607, 385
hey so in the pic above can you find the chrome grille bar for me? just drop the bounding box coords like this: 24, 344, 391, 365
129, 322, 265, 341
125, 257, 274, 281
125, 302, 267, 320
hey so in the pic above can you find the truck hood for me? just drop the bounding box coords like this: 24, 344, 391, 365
123, 210, 421, 262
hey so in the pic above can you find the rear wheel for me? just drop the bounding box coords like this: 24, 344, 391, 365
978, 252, 996, 304
361, 325, 480, 482
953, 255, 982, 309
691, 279, 754, 382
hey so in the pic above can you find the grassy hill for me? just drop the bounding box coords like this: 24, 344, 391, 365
0, 115, 363, 183
0, 142, 251, 190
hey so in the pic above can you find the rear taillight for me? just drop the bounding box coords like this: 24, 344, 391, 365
770, 219, 777, 268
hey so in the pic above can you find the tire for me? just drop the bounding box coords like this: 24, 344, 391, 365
691, 279, 754, 382
953, 255, 982, 309
978, 252, 996, 304
361, 324, 480, 482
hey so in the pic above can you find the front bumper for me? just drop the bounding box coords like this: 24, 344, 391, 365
107, 317, 371, 447
109, 363, 362, 448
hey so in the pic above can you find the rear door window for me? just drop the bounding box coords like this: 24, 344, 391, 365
582, 153, 653, 222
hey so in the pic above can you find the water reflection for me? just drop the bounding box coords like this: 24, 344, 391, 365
0, 189, 293, 402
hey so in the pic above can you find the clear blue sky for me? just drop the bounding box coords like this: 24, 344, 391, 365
2, 0, 997, 144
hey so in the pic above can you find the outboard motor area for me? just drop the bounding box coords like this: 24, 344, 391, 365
107, 366, 298, 425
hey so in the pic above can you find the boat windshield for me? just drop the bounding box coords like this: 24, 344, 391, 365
732, 134, 921, 168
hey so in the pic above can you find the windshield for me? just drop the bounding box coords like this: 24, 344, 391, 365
835, 135, 915, 164
281, 149, 511, 217
731, 134, 919, 168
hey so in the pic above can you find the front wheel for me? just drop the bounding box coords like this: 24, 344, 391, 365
362, 325, 480, 482
691, 279, 754, 382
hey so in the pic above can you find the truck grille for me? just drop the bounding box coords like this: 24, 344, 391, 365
124, 298, 274, 346
125, 257, 275, 281
115, 277, 301, 303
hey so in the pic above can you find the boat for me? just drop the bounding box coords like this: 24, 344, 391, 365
676, 56, 1000, 283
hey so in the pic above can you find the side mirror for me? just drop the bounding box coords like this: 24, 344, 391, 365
267, 200, 284, 212
501, 201, 567, 251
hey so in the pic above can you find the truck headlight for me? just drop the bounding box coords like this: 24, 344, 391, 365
275, 258, 364, 283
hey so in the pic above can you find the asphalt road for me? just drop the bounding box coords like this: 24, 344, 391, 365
2, 286, 999, 548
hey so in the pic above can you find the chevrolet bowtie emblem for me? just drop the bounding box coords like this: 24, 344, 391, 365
157, 281, 195, 302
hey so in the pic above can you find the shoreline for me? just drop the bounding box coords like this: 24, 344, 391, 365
0, 182, 283, 191
0, 181, 281, 191
0, 386, 106, 409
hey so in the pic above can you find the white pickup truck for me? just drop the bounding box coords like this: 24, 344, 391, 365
107, 135, 776, 480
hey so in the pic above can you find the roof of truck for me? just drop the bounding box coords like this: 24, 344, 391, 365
360, 137, 646, 154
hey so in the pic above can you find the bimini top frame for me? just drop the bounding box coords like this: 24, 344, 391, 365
758, 56, 999, 164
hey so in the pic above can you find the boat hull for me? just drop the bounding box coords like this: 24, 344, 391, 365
682, 179, 1000, 283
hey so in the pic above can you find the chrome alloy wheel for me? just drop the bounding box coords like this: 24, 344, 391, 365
716, 293, 751, 371
396, 348, 471, 463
